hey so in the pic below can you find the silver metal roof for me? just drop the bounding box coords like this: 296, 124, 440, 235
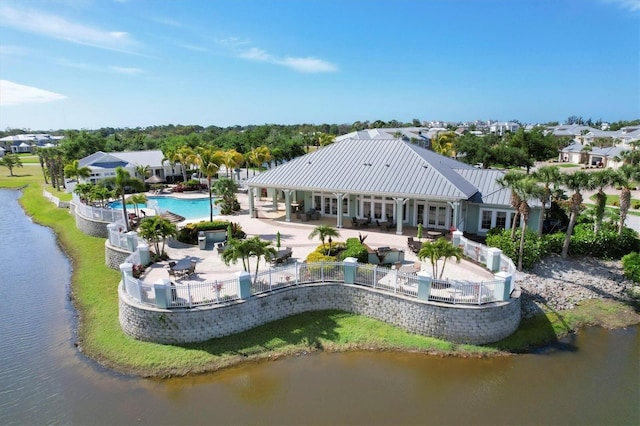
248, 138, 484, 202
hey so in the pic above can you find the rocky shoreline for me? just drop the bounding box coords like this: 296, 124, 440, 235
516, 255, 636, 318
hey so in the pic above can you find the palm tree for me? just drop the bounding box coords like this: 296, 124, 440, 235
247, 146, 271, 176
220, 237, 276, 284
35, 147, 50, 184
532, 165, 561, 228
497, 171, 526, 239
221, 238, 252, 272
317, 132, 335, 147
172, 146, 195, 182
560, 171, 592, 259
246, 236, 277, 282
64, 159, 91, 182
0, 154, 23, 176
135, 164, 150, 180
221, 149, 244, 180
513, 178, 544, 271
213, 178, 239, 215
138, 216, 177, 257
192, 147, 223, 222
113, 167, 143, 231
73, 183, 93, 203
588, 169, 617, 233
614, 165, 640, 236
90, 185, 113, 208
417, 237, 463, 279
127, 193, 148, 217
308, 224, 341, 255
430, 131, 457, 157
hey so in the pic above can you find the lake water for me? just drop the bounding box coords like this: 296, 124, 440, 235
1, 188, 638, 425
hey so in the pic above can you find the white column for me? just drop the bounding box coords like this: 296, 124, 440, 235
284, 189, 293, 222
393, 197, 405, 235
333, 192, 344, 228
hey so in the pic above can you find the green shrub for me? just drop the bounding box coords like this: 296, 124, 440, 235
543, 232, 565, 255
568, 223, 639, 259
486, 229, 549, 270
339, 237, 369, 263
306, 250, 337, 263
622, 252, 640, 283
176, 220, 231, 244
633, 201, 640, 210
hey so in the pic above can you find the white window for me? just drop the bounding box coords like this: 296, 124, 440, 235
479, 209, 517, 232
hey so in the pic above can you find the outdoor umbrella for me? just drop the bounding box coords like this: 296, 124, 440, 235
160, 211, 186, 223
145, 175, 165, 184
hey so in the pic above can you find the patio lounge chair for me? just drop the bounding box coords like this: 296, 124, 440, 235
184, 260, 197, 278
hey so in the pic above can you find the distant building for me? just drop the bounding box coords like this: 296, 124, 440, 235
0, 134, 64, 153
77, 150, 184, 185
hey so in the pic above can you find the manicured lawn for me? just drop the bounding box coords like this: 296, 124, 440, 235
17, 154, 41, 164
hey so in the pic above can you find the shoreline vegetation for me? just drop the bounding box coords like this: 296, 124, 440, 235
1, 171, 639, 378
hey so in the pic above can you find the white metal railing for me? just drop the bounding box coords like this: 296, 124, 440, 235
72, 194, 125, 223
457, 233, 517, 288
122, 259, 511, 309
42, 189, 71, 208
170, 277, 240, 308
108, 226, 135, 250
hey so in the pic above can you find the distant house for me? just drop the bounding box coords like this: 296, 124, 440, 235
77, 150, 183, 185
556, 125, 639, 169
489, 122, 520, 136
246, 133, 543, 237
0, 134, 64, 153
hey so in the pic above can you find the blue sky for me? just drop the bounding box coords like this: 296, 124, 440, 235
0, 0, 638, 131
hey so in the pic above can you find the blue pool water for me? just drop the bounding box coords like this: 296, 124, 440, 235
110, 196, 219, 220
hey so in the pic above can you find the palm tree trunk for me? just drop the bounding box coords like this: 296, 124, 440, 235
510, 214, 518, 240
619, 188, 630, 236
518, 218, 527, 271
121, 193, 130, 231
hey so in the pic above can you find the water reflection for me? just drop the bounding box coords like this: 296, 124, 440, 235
1, 189, 638, 426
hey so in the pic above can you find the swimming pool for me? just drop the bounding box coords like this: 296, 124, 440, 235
110, 196, 220, 221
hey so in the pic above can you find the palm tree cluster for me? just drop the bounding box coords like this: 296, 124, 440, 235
497, 164, 640, 269
220, 236, 277, 284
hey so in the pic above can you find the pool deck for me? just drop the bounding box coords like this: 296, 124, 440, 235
140, 190, 496, 285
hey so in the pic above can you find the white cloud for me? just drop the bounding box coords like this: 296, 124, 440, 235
56, 58, 145, 75
277, 56, 339, 73
0, 5, 141, 54
0, 80, 67, 106
238, 47, 273, 62
0, 45, 31, 56
236, 46, 338, 73
109, 66, 144, 75
149, 16, 182, 27
604, 0, 640, 11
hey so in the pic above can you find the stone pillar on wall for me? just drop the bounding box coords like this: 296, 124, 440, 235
107, 223, 118, 246
154, 278, 171, 309
238, 271, 251, 299
417, 270, 432, 301
486, 247, 502, 272
125, 231, 138, 252
138, 243, 150, 266
120, 262, 133, 284
495, 271, 513, 301
343, 257, 357, 284
451, 230, 463, 247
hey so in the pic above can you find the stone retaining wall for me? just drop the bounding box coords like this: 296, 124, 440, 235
72, 204, 109, 238
105, 241, 131, 270
119, 283, 521, 346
